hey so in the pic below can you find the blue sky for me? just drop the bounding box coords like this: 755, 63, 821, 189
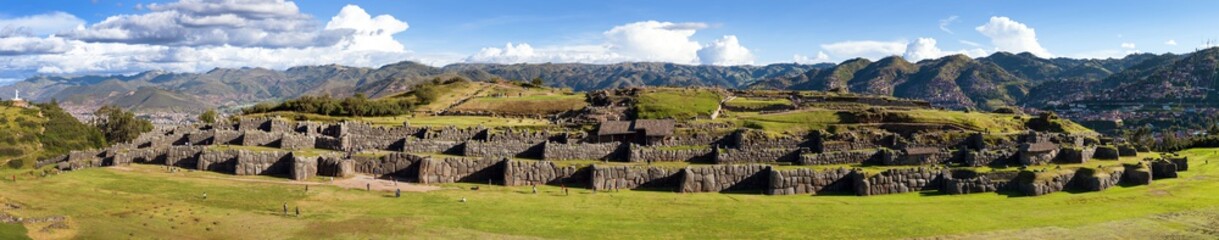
0, 0, 1216, 80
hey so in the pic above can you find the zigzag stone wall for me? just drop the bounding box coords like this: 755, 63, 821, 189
292, 156, 319, 181
198, 150, 238, 173
853, 168, 942, 196
590, 165, 681, 191
942, 170, 1017, 195
543, 142, 623, 161
714, 148, 800, 164
502, 160, 583, 186
351, 152, 424, 179
679, 164, 770, 193
628, 145, 712, 163
798, 150, 875, 165
165, 146, 204, 168
401, 139, 462, 154
766, 168, 854, 195
234, 151, 293, 176
318, 156, 355, 178
465, 141, 543, 159
417, 156, 504, 184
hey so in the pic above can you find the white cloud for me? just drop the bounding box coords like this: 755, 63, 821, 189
938, 16, 958, 34
603, 21, 703, 63
820, 40, 907, 60
63, 0, 345, 48
1165, 39, 1177, 46
0, 1, 418, 78
0, 12, 85, 37
1120, 42, 1136, 49
465, 20, 752, 65
697, 35, 754, 65
959, 40, 982, 47
902, 37, 987, 61
975, 16, 1052, 57
793, 51, 829, 64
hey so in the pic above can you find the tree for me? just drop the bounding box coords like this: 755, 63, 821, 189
93, 105, 153, 143
530, 77, 544, 87
199, 109, 218, 124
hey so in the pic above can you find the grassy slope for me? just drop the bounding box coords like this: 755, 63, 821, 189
2, 150, 1219, 239
450, 84, 587, 115
0, 104, 105, 169
635, 88, 723, 120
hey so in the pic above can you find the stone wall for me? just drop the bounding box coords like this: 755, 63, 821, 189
280, 133, 315, 150
958, 149, 1013, 167
291, 156, 319, 181
1072, 167, 1123, 192
165, 146, 204, 168
241, 131, 280, 147
590, 165, 681, 191
1015, 170, 1076, 196
543, 142, 624, 161
1055, 146, 1095, 164
882, 148, 950, 166
1018, 143, 1059, 166
198, 149, 238, 173
1117, 145, 1138, 156
317, 156, 355, 178
234, 151, 293, 176
1122, 163, 1153, 185
853, 168, 941, 196
628, 145, 712, 163
401, 139, 463, 154
714, 148, 800, 164
678, 164, 770, 193
351, 152, 425, 179
766, 168, 854, 195
502, 160, 583, 186
798, 150, 875, 165
212, 130, 242, 145
1093, 145, 1120, 160
417, 156, 505, 184
1150, 160, 1179, 179
942, 170, 1018, 195
342, 134, 403, 152
465, 141, 543, 159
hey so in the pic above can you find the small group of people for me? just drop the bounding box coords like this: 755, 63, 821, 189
283, 202, 300, 217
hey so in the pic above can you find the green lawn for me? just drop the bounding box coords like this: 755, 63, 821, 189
723, 97, 792, 110
635, 88, 723, 120
3, 149, 1219, 239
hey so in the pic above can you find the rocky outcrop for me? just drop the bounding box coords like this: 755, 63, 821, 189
1072, 167, 1123, 192
1018, 142, 1059, 166
1055, 146, 1095, 164
1122, 163, 1153, 185
1016, 170, 1076, 196
1093, 145, 1120, 160
1150, 159, 1179, 179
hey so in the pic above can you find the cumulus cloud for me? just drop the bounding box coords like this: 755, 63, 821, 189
975, 16, 1052, 57
902, 37, 987, 61
62, 0, 347, 48
0, 1, 417, 78
697, 35, 754, 65
0, 12, 85, 37
1120, 42, 1136, 49
793, 51, 830, 64
1165, 39, 1177, 46
820, 40, 907, 60
465, 20, 753, 65
938, 16, 958, 34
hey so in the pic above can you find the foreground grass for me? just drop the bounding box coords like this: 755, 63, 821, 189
2, 149, 1219, 239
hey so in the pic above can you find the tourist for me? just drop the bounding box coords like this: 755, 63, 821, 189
305, 185, 309, 193
295, 207, 300, 217
532, 184, 538, 194
202, 192, 207, 200
460, 197, 467, 203
366, 183, 371, 191
395, 188, 401, 198
282, 202, 288, 215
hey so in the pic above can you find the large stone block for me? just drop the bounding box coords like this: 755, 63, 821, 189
853, 167, 941, 196
590, 165, 680, 191
767, 168, 853, 195
678, 164, 770, 193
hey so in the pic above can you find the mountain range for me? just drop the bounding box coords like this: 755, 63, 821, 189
4, 48, 1219, 113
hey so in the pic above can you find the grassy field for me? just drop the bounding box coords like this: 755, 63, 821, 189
723, 97, 792, 110
246, 112, 552, 129
3, 149, 1219, 239
451, 93, 587, 116
635, 88, 723, 120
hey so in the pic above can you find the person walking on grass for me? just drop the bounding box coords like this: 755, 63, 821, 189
282, 202, 288, 215
532, 184, 538, 194
295, 206, 300, 217
396, 188, 401, 198
202, 192, 207, 200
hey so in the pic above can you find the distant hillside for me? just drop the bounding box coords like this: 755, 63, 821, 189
3, 48, 1217, 113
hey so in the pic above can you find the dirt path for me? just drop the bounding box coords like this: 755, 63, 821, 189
332, 174, 441, 192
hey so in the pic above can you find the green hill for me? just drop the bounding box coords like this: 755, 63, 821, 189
0, 102, 106, 169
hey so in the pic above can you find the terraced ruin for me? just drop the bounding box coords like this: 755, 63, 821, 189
37, 85, 1187, 198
